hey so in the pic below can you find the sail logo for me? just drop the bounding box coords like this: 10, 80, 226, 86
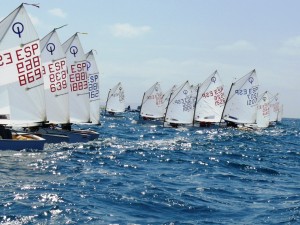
70, 46, 78, 57
86, 61, 91, 71
12, 22, 24, 38
211, 76, 216, 83
46, 43, 56, 55
248, 77, 254, 84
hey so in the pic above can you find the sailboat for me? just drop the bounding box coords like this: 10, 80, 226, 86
59, 33, 99, 141
31, 26, 71, 143
194, 70, 225, 127
256, 91, 270, 128
245, 91, 270, 129
164, 81, 195, 127
222, 69, 259, 127
105, 82, 125, 115
277, 104, 283, 122
139, 82, 164, 120
0, 4, 46, 150
269, 93, 281, 124
85, 50, 101, 125
33, 32, 99, 143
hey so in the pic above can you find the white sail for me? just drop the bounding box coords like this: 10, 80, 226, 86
162, 85, 176, 114
62, 33, 89, 123
194, 71, 225, 122
86, 50, 101, 124
256, 91, 270, 128
0, 4, 46, 126
40, 29, 69, 124
277, 104, 283, 122
269, 93, 280, 122
164, 81, 194, 124
222, 70, 259, 124
106, 82, 125, 113
140, 82, 164, 119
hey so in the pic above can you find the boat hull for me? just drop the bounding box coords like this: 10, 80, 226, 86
0, 134, 45, 151
35, 128, 99, 143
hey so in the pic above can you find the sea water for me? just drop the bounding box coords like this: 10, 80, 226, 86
0, 112, 299, 224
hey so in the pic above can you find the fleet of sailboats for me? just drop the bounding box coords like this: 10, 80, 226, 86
0, 4, 101, 150
140, 69, 283, 129
0, 4, 284, 150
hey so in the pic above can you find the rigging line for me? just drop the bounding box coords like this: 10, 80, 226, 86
77, 92, 89, 96
55, 92, 68, 97
90, 98, 100, 102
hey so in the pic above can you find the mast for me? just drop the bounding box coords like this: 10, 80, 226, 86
104, 89, 111, 115
219, 82, 234, 125
163, 92, 173, 127
192, 84, 201, 126
139, 92, 146, 119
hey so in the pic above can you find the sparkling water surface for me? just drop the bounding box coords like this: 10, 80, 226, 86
0, 113, 299, 224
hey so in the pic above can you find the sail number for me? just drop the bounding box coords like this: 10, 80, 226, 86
69, 63, 88, 92
17, 56, 42, 86
42, 60, 68, 93
258, 104, 269, 116
174, 96, 195, 112
235, 86, 259, 106
202, 86, 225, 106
0, 42, 42, 86
89, 74, 99, 99
147, 94, 163, 105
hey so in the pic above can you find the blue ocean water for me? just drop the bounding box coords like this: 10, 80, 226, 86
0, 113, 299, 224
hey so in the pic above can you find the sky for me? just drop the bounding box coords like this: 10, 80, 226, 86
1, 0, 300, 118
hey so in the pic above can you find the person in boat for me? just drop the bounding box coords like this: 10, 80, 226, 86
170, 123, 179, 128
200, 122, 212, 127
61, 123, 72, 131
126, 105, 131, 111
0, 125, 12, 139
226, 121, 238, 128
